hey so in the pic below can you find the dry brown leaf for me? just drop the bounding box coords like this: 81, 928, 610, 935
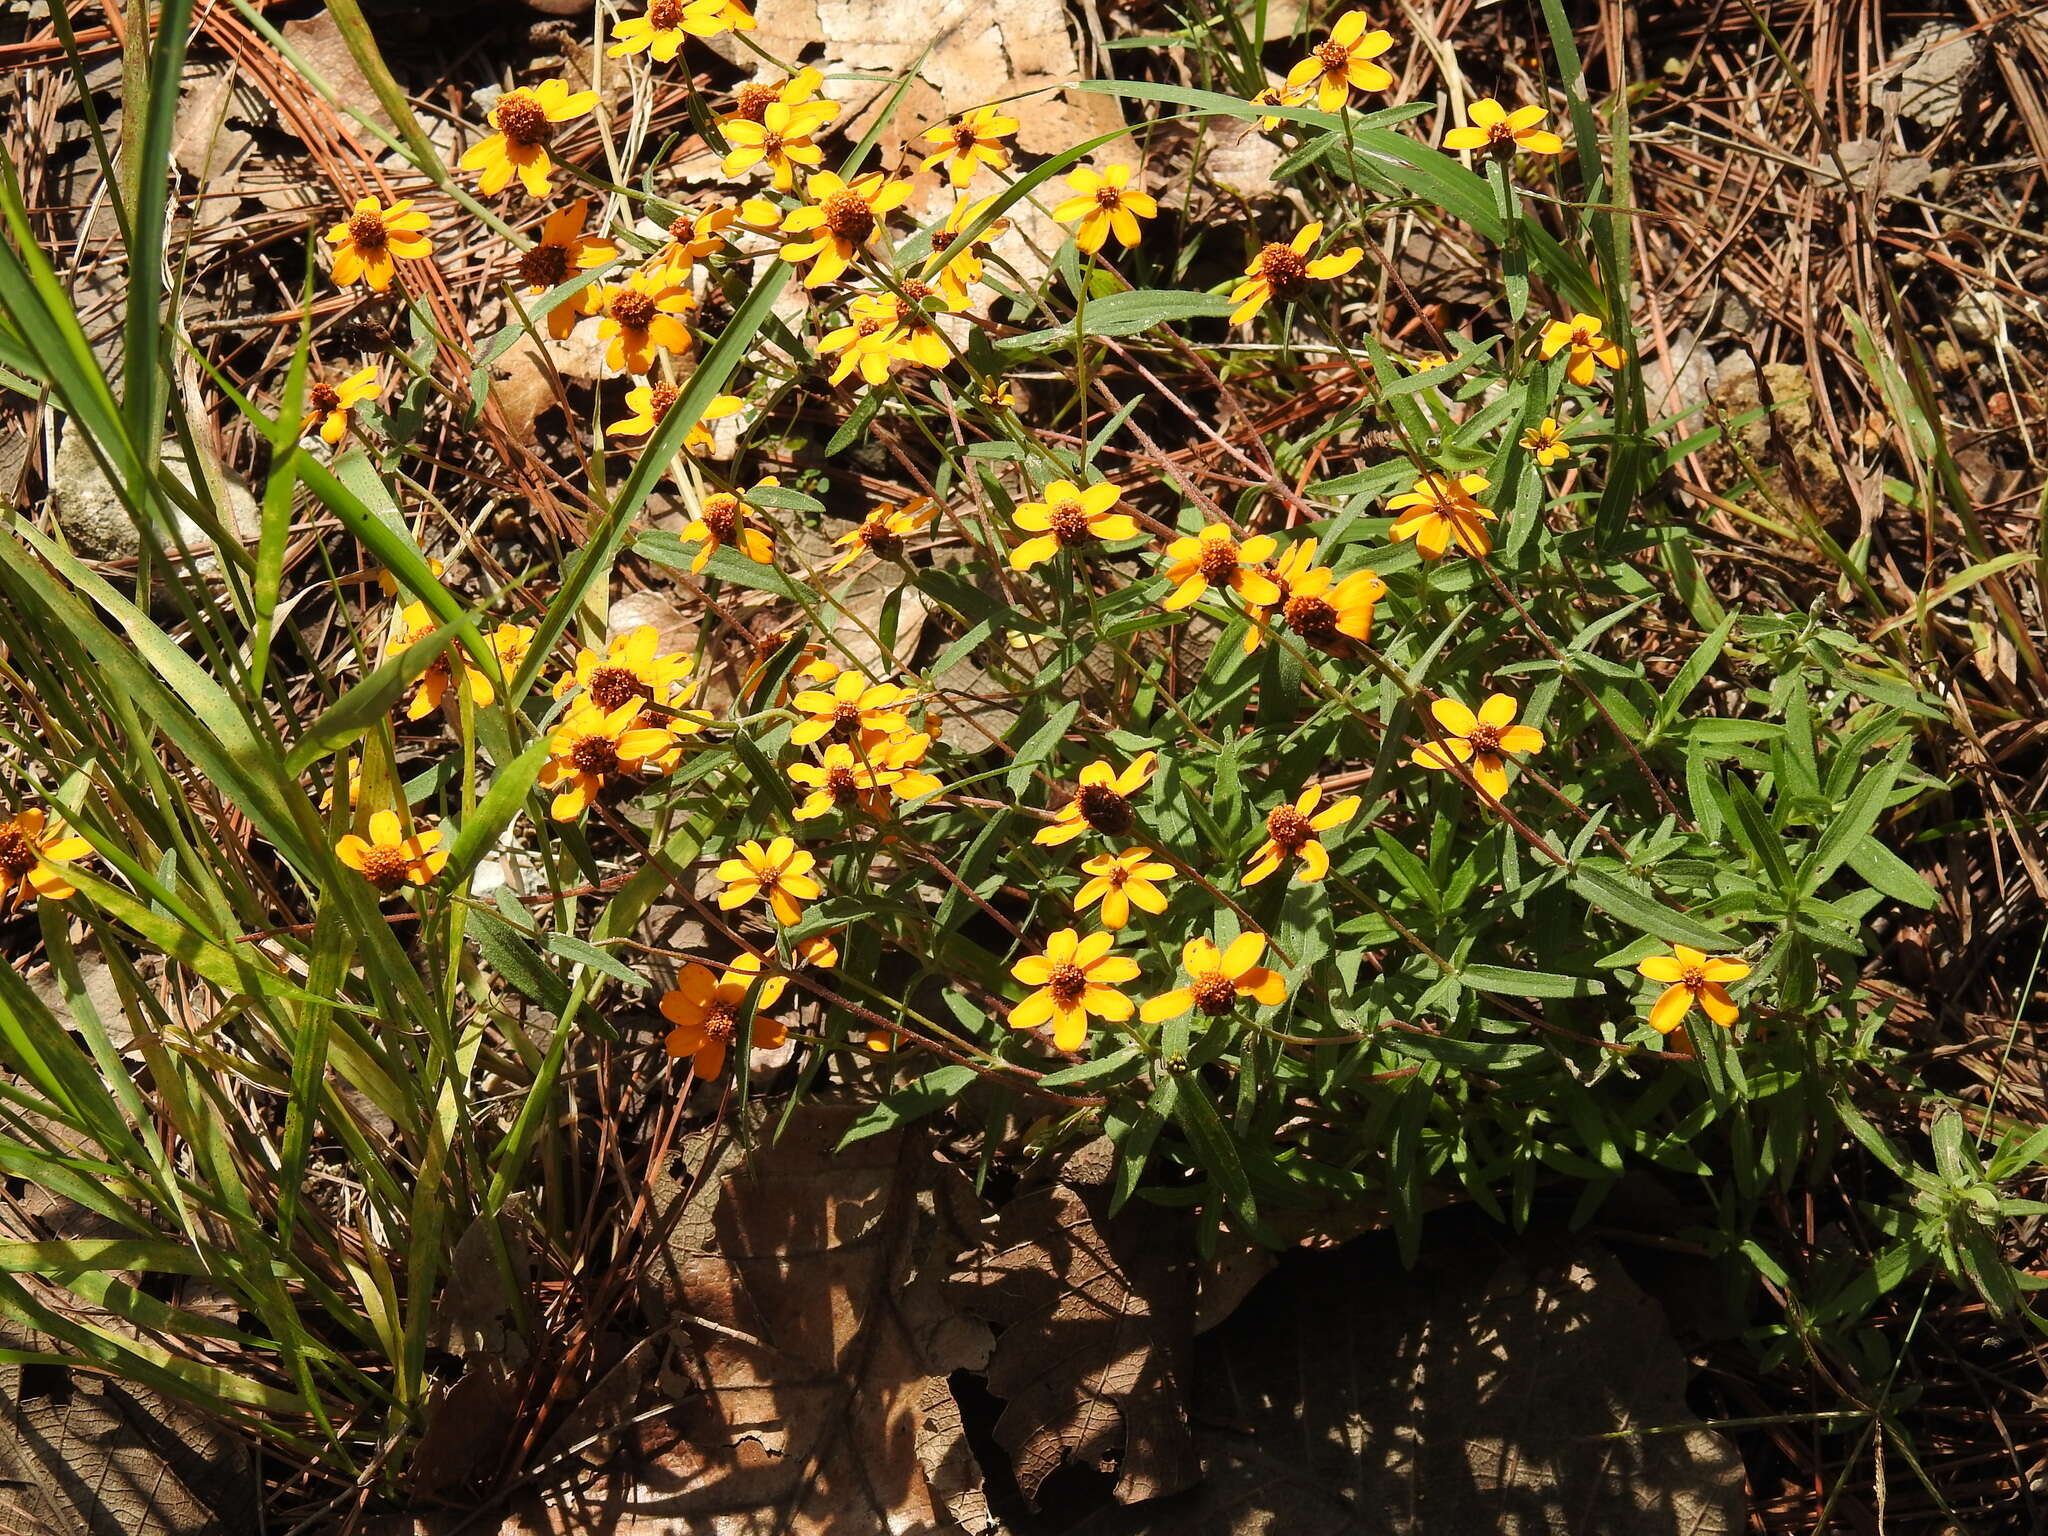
947, 1138, 1199, 1508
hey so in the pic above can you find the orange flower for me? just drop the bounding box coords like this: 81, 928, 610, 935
539, 700, 678, 820
1008, 928, 1140, 1052
335, 808, 447, 891
458, 79, 596, 197
1034, 753, 1157, 847
0, 806, 91, 906
787, 743, 889, 821
594, 268, 694, 374
515, 199, 619, 339
1009, 479, 1138, 570
389, 601, 495, 720
1051, 163, 1157, 254
301, 365, 378, 446
652, 201, 740, 277
1244, 536, 1386, 655
608, 0, 751, 60
1285, 10, 1396, 111
1521, 416, 1572, 467
722, 98, 837, 191
1074, 847, 1175, 930
1410, 693, 1544, 799
607, 383, 745, 452
828, 497, 938, 573
678, 476, 777, 572
661, 953, 786, 1076
1243, 784, 1360, 885
1228, 221, 1363, 324
1637, 945, 1751, 1033
553, 624, 696, 713
922, 194, 1009, 308
1141, 932, 1286, 1021
1444, 98, 1564, 157
1387, 471, 1495, 559
1160, 524, 1283, 611
1539, 312, 1626, 386
920, 105, 1018, 187
788, 669, 915, 746
779, 170, 913, 287
324, 196, 432, 291
716, 836, 821, 925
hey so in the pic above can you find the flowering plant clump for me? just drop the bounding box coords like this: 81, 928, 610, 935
0, 0, 2003, 1505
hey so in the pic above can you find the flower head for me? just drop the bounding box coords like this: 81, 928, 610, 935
609, 0, 751, 61
1521, 416, 1573, 467
517, 199, 619, 339
458, 79, 596, 197
1410, 693, 1544, 800
789, 669, 915, 746
1637, 945, 1750, 1034
779, 170, 913, 287
725, 67, 834, 127
1010, 479, 1138, 571
1444, 98, 1564, 158
336, 809, 447, 891
1075, 847, 1175, 931
678, 476, 777, 572
1387, 471, 1495, 559
1251, 81, 1309, 131
390, 602, 496, 720
1243, 784, 1360, 885
653, 201, 740, 278
923, 194, 1009, 308
539, 699, 678, 820
301, 365, 379, 446
324, 196, 433, 291
920, 105, 1018, 187
594, 267, 694, 374
722, 98, 836, 191
1160, 524, 1283, 611
1228, 221, 1363, 324
787, 743, 889, 820
1245, 537, 1387, 655
555, 624, 696, 715
1285, 11, 1396, 112
607, 384, 746, 452
1008, 928, 1139, 1052
1034, 753, 1157, 847
662, 953, 787, 1076
1051, 163, 1157, 254
829, 497, 938, 573
716, 836, 821, 925
1539, 312, 1626, 386
1140, 932, 1286, 1021
0, 807, 91, 906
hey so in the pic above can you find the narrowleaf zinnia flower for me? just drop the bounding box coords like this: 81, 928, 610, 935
517, 200, 619, 339
923, 194, 1008, 308
1539, 312, 1626, 386
662, 953, 786, 1075
716, 836, 820, 925
779, 171, 913, 287
554, 624, 696, 714
1245, 536, 1387, 655
920, 105, 1019, 187
1444, 98, 1564, 158
608, 0, 750, 60
1160, 524, 1283, 611
1521, 416, 1572, 467
1051, 164, 1157, 254
1008, 928, 1139, 1052
0, 807, 90, 906
1243, 784, 1360, 885
788, 669, 914, 745
325, 196, 432, 291
390, 602, 495, 720
829, 497, 938, 573
1009, 479, 1138, 571
336, 809, 447, 891
1387, 471, 1495, 559
1285, 10, 1396, 111
1075, 847, 1175, 930
1141, 932, 1286, 1021
301, 365, 379, 446
1410, 693, 1544, 799
1035, 753, 1157, 847
1229, 221, 1363, 324
594, 268, 694, 374
459, 79, 597, 197
721, 99, 836, 191
1637, 945, 1750, 1033
678, 476, 777, 572
540, 700, 678, 820
607, 384, 745, 452
653, 202, 740, 277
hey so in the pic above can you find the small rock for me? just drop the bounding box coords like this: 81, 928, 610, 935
50, 427, 258, 566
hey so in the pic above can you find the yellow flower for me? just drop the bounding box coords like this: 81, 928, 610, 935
1160, 524, 1283, 611
653, 202, 740, 277
335, 808, 446, 891
1243, 784, 1360, 885
722, 99, 836, 191
515, 199, 619, 339
867, 729, 942, 803
594, 268, 694, 374
1009, 479, 1138, 571
923, 194, 1009, 308
375, 556, 443, 599
1387, 471, 1495, 559
1075, 847, 1175, 930
607, 383, 746, 452
1285, 10, 1396, 112
1035, 752, 1157, 847
554, 624, 696, 715
828, 497, 938, 573
779, 170, 913, 287
538, 699, 678, 820
1539, 312, 1626, 386
390, 601, 496, 720
488, 622, 535, 677
458, 79, 596, 197
662, 953, 786, 1075
1008, 928, 1140, 1052
301, 365, 378, 446
920, 105, 1019, 187
324, 196, 432, 291
1245, 537, 1386, 655
608, 0, 750, 60
796, 931, 840, 968
819, 283, 953, 387
1250, 82, 1309, 131
1410, 693, 1544, 800
0, 806, 91, 906
678, 475, 777, 572
787, 743, 888, 821
1140, 932, 1286, 1021
788, 669, 914, 746
716, 836, 821, 925
1444, 98, 1564, 157
725, 67, 835, 129
1637, 945, 1750, 1034
1051, 163, 1157, 254
1228, 221, 1363, 324
1521, 416, 1572, 467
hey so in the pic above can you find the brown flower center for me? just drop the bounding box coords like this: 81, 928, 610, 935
649, 0, 687, 27
1045, 962, 1089, 1006
1192, 971, 1238, 1016
308, 382, 342, 414
609, 289, 658, 331
667, 212, 698, 245
1256, 242, 1308, 292
1101, 864, 1132, 890
1092, 185, 1126, 210
731, 81, 779, 122
1681, 966, 1707, 993
930, 229, 958, 253
826, 764, 861, 800
1197, 536, 1243, 583
1315, 39, 1353, 70
893, 280, 933, 327
700, 999, 738, 1042
951, 122, 982, 152
1075, 783, 1133, 837
1465, 724, 1503, 756
761, 130, 787, 156
644, 382, 679, 423
587, 665, 646, 711
570, 735, 620, 775
495, 92, 553, 148
830, 700, 866, 736
1266, 804, 1313, 852
822, 191, 876, 243
1283, 593, 1339, 642
0, 829, 36, 879
860, 521, 904, 559
359, 845, 412, 889
1048, 499, 1096, 546
347, 211, 388, 251
701, 493, 740, 541
520, 242, 571, 288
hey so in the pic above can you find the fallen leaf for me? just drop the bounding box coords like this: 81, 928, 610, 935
1889, 23, 1980, 129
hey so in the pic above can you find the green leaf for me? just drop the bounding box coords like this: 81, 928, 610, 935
1459, 964, 1604, 1000
838, 1065, 977, 1148
1571, 867, 1734, 952
999, 290, 1237, 352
